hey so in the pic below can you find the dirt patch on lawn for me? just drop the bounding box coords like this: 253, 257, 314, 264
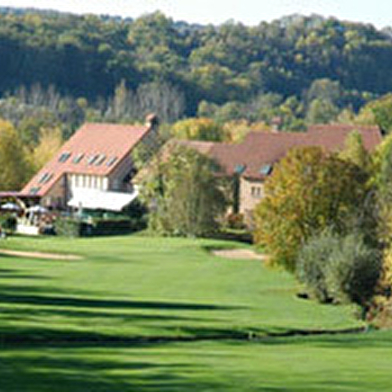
0, 249, 82, 260
212, 248, 268, 261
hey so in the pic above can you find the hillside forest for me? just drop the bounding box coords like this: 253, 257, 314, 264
2, 8, 392, 189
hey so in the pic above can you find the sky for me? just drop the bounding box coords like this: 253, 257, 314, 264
0, 0, 391, 29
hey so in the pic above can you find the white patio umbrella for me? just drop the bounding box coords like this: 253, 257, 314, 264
27, 205, 48, 214
1, 202, 21, 211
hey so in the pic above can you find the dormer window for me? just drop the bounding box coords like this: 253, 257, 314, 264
87, 155, 99, 165
234, 164, 246, 174
38, 172, 53, 184
95, 154, 106, 166
58, 152, 71, 163
29, 186, 41, 195
106, 156, 118, 167
259, 164, 272, 176
73, 153, 84, 164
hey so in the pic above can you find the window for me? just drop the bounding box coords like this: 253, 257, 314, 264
112, 179, 121, 190
251, 186, 262, 198
58, 152, 71, 163
87, 155, 99, 165
95, 154, 106, 166
38, 172, 53, 184
259, 164, 272, 176
234, 164, 246, 174
106, 156, 118, 167
73, 153, 84, 164
29, 187, 41, 195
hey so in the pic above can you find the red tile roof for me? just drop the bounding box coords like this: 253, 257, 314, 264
307, 124, 382, 151
181, 124, 382, 180
173, 140, 217, 155
22, 123, 151, 196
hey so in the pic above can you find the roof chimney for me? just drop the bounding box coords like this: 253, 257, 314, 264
270, 116, 282, 132
145, 113, 159, 129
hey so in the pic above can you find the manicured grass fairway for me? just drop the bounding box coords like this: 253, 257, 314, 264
0, 235, 391, 391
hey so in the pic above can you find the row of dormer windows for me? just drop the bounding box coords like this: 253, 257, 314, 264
58, 152, 118, 167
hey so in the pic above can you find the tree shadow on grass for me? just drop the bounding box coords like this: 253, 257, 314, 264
0, 275, 249, 347
0, 351, 226, 392
0, 265, 54, 283
0, 306, 205, 324
222, 328, 392, 350
0, 282, 371, 348
0, 291, 242, 311
0, 265, 239, 313
0, 274, 50, 280
0, 267, 16, 272
2, 322, 356, 348
0, 323, 261, 347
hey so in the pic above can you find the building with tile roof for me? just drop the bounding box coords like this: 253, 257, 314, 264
178, 124, 382, 224
21, 116, 159, 211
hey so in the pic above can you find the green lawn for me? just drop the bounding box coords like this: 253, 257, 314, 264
1, 235, 391, 391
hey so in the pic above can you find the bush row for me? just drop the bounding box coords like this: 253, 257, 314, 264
54, 216, 146, 237
0, 213, 17, 233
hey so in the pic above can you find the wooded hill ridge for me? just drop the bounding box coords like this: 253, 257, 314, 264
1, 7, 392, 119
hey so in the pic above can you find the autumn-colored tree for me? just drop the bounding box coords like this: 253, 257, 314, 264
305, 98, 340, 124
0, 119, 30, 191
351, 133, 392, 313
171, 118, 225, 142
222, 120, 270, 143
28, 127, 63, 173
306, 78, 342, 106
253, 146, 370, 271
339, 130, 371, 171
372, 133, 392, 198
371, 133, 392, 247
356, 94, 392, 133
339, 131, 377, 244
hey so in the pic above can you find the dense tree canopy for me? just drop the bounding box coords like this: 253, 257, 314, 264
0, 8, 392, 159
0, 8, 392, 119
253, 146, 370, 271
141, 145, 227, 237
171, 118, 224, 142
0, 119, 30, 190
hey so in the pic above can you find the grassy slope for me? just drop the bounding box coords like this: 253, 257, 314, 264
2, 235, 391, 391
0, 235, 359, 339
2, 333, 392, 392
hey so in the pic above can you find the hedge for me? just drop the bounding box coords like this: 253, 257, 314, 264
54, 216, 145, 237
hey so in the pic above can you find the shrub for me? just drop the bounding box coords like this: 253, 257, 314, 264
91, 218, 135, 236
54, 216, 141, 237
226, 213, 246, 230
296, 230, 338, 303
54, 217, 84, 237
0, 213, 17, 234
297, 230, 382, 318
327, 234, 382, 316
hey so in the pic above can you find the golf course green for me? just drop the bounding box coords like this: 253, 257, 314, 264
0, 235, 390, 391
